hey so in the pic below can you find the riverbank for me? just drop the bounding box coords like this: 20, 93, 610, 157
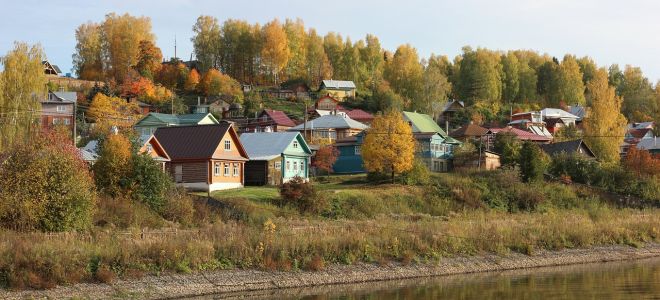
3, 243, 659, 299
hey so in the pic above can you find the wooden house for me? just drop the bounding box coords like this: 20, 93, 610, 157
154, 123, 249, 192
41, 91, 76, 130
414, 132, 460, 172
289, 114, 368, 143
240, 132, 312, 185
319, 80, 356, 100
332, 132, 366, 174
138, 135, 171, 171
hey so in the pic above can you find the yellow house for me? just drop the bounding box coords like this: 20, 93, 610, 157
320, 80, 356, 101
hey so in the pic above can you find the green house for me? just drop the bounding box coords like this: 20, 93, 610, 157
403, 111, 461, 172
134, 113, 219, 138
240, 132, 312, 185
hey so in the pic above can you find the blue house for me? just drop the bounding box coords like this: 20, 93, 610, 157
332, 132, 366, 174
413, 132, 460, 172
240, 132, 312, 185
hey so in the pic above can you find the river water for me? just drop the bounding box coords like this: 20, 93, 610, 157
218, 258, 660, 300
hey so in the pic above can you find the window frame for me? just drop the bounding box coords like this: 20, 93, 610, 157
233, 163, 239, 177
354, 145, 361, 155
224, 140, 231, 151
214, 162, 221, 176
224, 163, 230, 176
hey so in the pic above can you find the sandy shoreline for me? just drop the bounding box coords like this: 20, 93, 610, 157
3, 243, 659, 299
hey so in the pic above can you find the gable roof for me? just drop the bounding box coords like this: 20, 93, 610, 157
488, 127, 552, 142
261, 109, 296, 127
345, 109, 374, 121
450, 123, 488, 138
442, 100, 465, 112
567, 105, 586, 120
43, 91, 76, 103
402, 111, 448, 137
289, 115, 368, 131
136, 113, 218, 127
540, 108, 579, 119
545, 117, 565, 128
154, 123, 245, 160
636, 137, 660, 151
321, 80, 356, 90
42, 60, 62, 74
240, 132, 310, 160
539, 139, 596, 158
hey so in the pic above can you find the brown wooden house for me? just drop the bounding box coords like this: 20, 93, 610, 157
153, 123, 249, 192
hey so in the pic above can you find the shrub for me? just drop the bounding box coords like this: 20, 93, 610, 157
129, 153, 173, 213
0, 131, 96, 232
401, 159, 431, 186
93, 134, 132, 197
518, 141, 547, 183
278, 176, 326, 213
161, 189, 195, 225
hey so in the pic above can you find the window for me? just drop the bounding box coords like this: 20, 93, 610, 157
233, 163, 239, 177
52, 118, 59, 125
224, 140, 231, 151
293, 141, 298, 149
224, 163, 230, 176
64, 118, 70, 125
56, 105, 66, 112
355, 146, 361, 155
300, 162, 305, 172
146, 145, 153, 154
293, 161, 298, 171
214, 162, 221, 176
286, 161, 290, 170
274, 161, 281, 169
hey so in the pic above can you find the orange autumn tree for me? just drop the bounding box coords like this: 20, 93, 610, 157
185, 69, 201, 92
361, 110, 416, 183
135, 40, 163, 80
197, 69, 243, 101
624, 147, 660, 177
312, 145, 338, 175
121, 75, 173, 104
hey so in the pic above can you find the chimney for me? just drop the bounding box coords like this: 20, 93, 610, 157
197, 96, 201, 106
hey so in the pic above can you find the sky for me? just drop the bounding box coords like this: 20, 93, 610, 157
2, 0, 660, 81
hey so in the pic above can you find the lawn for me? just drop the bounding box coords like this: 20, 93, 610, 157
211, 186, 279, 203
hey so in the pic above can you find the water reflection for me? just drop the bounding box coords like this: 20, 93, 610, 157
195, 258, 660, 300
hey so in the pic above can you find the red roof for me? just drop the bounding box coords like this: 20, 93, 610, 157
488, 127, 551, 142
345, 109, 373, 121
262, 109, 295, 127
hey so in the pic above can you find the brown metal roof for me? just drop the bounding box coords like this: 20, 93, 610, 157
450, 123, 488, 138
154, 123, 232, 160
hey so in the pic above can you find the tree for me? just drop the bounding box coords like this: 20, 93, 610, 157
623, 147, 660, 177
0, 131, 95, 232
191, 15, 221, 72
312, 145, 338, 175
493, 132, 521, 167
620, 65, 656, 122
135, 40, 163, 80
501, 52, 520, 103
73, 22, 104, 80
87, 93, 142, 133
553, 124, 582, 142
557, 55, 586, 106
0, 42, 46, 152
518, 141, 547, 183
93, 134, 132, 197
305, 29, 333, 88
261, 19, 290, 84
197, 69, 243, 101
130, 153, 173, 213
418, 55, 452, 116
121, 75, 173, 105
283, 18, 308, 80
456, 47, 502, 105
583, 68, 627, 164
101, 13, 155, 82
362, 110, 416, 183
185, 69, 201, 92
384, 44, 424, 105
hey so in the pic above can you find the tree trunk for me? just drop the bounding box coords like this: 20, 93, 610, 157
391, 169, 395, 184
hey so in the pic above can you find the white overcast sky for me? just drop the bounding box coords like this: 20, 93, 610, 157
2, 0, 659, 81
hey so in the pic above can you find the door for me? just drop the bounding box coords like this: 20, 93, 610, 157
174, 164, 183, 183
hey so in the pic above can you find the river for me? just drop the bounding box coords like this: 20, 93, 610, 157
207, 258, 660, 299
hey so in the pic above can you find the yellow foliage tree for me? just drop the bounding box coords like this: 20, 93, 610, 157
261, 19, 290, 84
93, 134, 132, 197
583, 68, 627, 164
361, 110, 416, 183
87, 93, 142, 133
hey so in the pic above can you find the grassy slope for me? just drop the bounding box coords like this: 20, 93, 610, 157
2, 172, 658, 290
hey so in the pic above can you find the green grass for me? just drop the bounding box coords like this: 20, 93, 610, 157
263, 99, 307, 119
211, 186, 279, 203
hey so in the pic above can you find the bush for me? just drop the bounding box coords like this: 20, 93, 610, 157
0, 132, 96, 232
162, 188, 195, 226
93, 134, 132, 197
401, 159, 431, 186
278, 176, 326, 213
129, 153, 173, 213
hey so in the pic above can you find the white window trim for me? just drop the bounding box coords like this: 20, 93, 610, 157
355, 146, 361, 155
233, 163, 239, 177
224, 163, 230, 176
214, 162, 221, 176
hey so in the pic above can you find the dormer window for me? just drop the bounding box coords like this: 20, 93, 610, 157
224, 140, 231, 151
293, 141, 298, 149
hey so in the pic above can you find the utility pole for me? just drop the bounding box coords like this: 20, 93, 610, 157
174, 34, 177, 60
73, 100, 77, 146
303, 102, 308, 140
